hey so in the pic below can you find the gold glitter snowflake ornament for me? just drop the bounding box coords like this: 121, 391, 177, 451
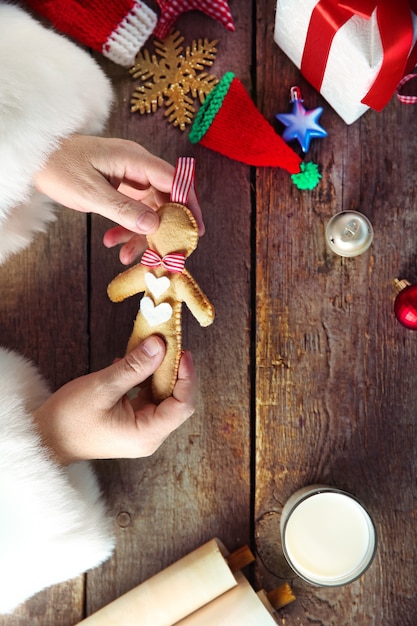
130, 30, 219, 130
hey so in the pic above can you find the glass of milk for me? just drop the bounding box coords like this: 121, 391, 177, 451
280, 485, 377, 586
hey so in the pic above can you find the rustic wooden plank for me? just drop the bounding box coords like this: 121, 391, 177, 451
255, 2, 417, 625
0, 211, 88, 625
86, 7, 254, 616
7, 4, 417, 625
0, 212, 89, 387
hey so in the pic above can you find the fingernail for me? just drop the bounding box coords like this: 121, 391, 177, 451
136, 210, 158, 233
141, 336, 161, 357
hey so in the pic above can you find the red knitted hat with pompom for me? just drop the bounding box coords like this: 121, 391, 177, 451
189, 72, 321, 190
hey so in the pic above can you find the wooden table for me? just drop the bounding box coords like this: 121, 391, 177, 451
2, 2, 417, 624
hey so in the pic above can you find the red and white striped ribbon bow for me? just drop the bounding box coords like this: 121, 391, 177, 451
141, 248, 186, 273
171, 156, 195, 204
396, 73, 417, 104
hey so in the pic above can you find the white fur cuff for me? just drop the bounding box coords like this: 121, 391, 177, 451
0, 349, 115, 614
0, 4, 114, 264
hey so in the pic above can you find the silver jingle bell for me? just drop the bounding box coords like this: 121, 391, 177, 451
325, 211, 373, 257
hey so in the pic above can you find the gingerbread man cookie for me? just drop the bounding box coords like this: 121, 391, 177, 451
107, 157, 214, 403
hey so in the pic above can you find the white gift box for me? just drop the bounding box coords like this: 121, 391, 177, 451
274, 0, 417, 124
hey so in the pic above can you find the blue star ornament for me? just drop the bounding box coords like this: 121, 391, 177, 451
276, 97, 327, 153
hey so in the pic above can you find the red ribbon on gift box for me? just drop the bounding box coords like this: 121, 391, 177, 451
300, 0, 417, 111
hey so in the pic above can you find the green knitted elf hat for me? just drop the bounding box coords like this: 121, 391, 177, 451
189, 72, 321, 190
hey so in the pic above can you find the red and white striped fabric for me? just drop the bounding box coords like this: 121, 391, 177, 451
154, 0, 234, 40
396, 73, 417, 104
140, 157, 195, 274
25, 0, 157, 67
171, 156, 195, 205
141, 249, 186, 273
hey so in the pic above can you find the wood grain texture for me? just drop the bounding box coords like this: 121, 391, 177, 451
255, 2, 417, 625
85, 7, 254, 618
0, 213, 88, 625
3, 2, 417, 625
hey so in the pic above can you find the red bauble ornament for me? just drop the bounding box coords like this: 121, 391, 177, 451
394, 279, 417, 330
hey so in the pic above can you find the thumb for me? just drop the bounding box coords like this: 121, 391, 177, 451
100, 336, 166, 403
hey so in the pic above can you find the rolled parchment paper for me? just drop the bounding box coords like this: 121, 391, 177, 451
77, 538, 237, 626
175, 571, 279, 626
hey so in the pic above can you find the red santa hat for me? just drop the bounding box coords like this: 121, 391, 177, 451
189, 72, 321, 190
25, 0, 157, 67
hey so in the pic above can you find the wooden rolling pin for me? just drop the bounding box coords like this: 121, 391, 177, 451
77, 538, 250, 626
76, 538, 294, 626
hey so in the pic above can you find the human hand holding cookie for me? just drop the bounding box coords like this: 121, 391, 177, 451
107, 157, 215, 403
33, 337, 196, 464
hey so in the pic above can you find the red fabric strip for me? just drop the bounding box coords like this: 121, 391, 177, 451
300, 0, 416, 112
141, 249, 186, 274
171, 157, 195, 204
362, 3, 413, 110
396, 73, 417, 103
300, 1, 353, 95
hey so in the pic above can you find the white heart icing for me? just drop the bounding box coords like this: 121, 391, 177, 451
140, 296, 172, 327
145, 272, 171, 299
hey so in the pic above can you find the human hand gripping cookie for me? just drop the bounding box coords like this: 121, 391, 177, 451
107, 158, 215, 403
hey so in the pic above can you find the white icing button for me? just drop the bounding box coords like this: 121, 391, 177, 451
145, 272, 171, 299
140, 296, 172, 326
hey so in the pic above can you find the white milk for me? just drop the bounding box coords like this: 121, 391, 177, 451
281, 488, 376, 586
